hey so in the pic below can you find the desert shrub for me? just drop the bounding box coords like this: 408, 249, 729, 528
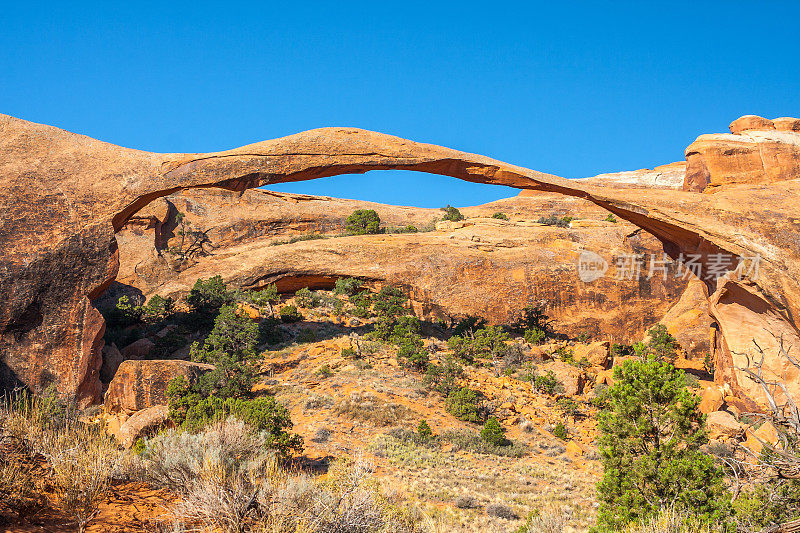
334, 392, 412, 427
104, 294, 143, 327
487, 503, 518, 519
424, 355, 464, 396
515, 507, 571, 533
448, 325, 509, 364
372, 286, 408, 319
604, 213, 617, 223
186, 275, 235, 322
532, 370, 563, 395
440, 430, 527, 458
524, 327, 546, 344
334, 277, 363, 296
510, 303, 553, 341
317, 364, 333, 378
417, 420, 434, 441
0, 455, 44, 520
396, 334, 428, 370
258, 317, 283, 345
441, 205, 465, 222
480, 417, 507, 446
620, 507, 730, 533
633, 324, 681, 363
455, 495, 479, 509
732, 479, 800, 530
346, 209, 381, 235
142, 417, 278, 532
189, 304, 259, 398
537, 214, 573, 228
552, 422, 568, 440
595, 358, 730, 530
297, 328, 316, 343
341, 346, 357, 358
240, 284, 279, 307
140, 294, 175, 323
280, 305, 303, 323
294, 287, 320, 308
610, 342, 635, 358
1, 390, 120, 533
445, 387, 485, 423
556, 397, 580, 417
451, 315, 487, 337
554, 345, 575, 364
349, 289, 373, 318
492, 212, 509, 220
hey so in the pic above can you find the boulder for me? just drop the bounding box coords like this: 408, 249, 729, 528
699, 386, 725, 414
743, 420, 780, 455
774, 117, 800, 132
542, 360, 584, 396
99, 343, 124, 383
116, 405, 170, 448
573, 341, 609, 368
729, 115, 775, 134
120, 338, 155, 360
104, 359, 214, 414
706, 411, 742, 440
684, 115, 800, 191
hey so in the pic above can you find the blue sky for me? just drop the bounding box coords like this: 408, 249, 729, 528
1, 2, 798, 207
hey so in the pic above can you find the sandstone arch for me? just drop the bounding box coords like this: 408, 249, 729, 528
1, 114, 798, 405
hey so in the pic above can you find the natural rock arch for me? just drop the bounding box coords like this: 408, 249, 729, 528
1, 114, 798, 406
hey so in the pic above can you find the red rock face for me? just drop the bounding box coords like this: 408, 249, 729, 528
684, 115, 800, 192
1, 114, 799, 407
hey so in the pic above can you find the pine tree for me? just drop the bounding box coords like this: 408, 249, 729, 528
594, 358, 730, 530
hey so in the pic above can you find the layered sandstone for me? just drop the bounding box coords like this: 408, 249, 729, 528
684, 115, 800, 192
109, 187, 687, 343
1, 113, 798, 407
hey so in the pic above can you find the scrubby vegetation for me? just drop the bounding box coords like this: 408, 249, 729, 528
537, 214, 573, 227
346, 209, 382, 235
441, 205, 465, 222
594, 358, 730, 530
21, 273, 800, 532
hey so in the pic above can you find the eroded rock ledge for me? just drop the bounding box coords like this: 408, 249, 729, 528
0, 114, 798, 406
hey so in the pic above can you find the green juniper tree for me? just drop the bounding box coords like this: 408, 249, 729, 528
594, 358, 730, 530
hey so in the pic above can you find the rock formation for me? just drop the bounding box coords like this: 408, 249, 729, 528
108, 187, 688, 343
684, 115, 800, 192
1, 113, 798, 407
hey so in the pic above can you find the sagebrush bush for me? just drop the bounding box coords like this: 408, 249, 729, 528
1, 390, 121, 533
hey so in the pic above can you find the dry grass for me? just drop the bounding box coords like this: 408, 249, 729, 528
139, 418, 423, 532
334, 391, 413, 426
621, 508, 728, 533
1, 390, 122, 532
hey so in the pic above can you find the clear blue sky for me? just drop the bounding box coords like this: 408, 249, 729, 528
2, 2, 797, 207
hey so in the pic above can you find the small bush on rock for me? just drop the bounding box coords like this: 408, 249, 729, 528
480, 417, 507, 446
445, 387, 485, 423
346, 209, 381, 235
441, 205, 465, 222
280, 305, 303, 323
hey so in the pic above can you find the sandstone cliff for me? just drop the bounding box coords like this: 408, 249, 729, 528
109, 187, 688, 344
